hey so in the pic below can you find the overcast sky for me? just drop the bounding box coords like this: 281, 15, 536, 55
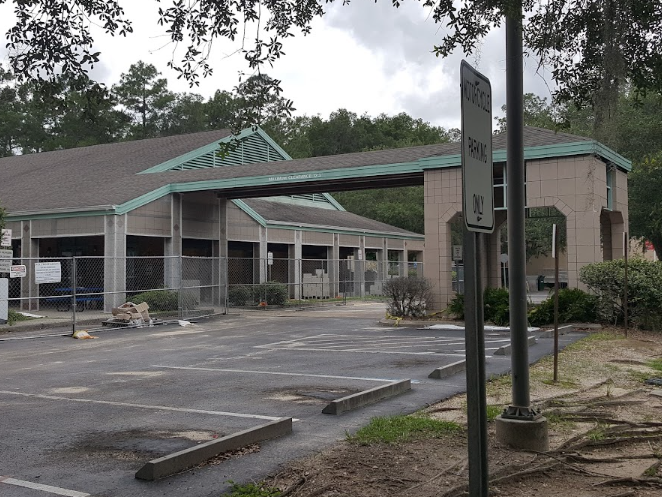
1, 1, 555, 130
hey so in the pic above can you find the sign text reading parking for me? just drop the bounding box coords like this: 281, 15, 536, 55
461, 61, 494, 233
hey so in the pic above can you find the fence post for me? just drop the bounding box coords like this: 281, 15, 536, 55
71, 256, 77, 335
224, 256, 229, 314
178, 255, 183, 320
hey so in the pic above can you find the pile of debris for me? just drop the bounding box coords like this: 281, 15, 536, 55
109, 302, 153, 326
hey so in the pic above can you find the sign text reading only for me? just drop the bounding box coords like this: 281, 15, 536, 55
460, 61, 494, 233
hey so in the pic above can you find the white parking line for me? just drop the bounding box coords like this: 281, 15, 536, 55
256, 345, 466, 357
0, 476, 89, 497
153, 365, 410, 383
0, 391, 280, 421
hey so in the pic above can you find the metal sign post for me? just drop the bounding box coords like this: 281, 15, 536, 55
461, 60, 493, 497
553, 224, 559, 382
623, 231, 628, 335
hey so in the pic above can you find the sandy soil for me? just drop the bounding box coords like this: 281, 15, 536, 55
251, 328, 662, 496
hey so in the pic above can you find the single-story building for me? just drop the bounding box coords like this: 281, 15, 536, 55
0, 125, 631, 311
0, 127, 424, 310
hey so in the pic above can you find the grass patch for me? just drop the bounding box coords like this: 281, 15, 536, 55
545, 412, 577, 430
221, 481, 281, 497
486, 405, 501, 421
347, 415, 462, 445
587, 424, 607, 441
647, 359, 662, 373
7, 309, 34, 326
541, 378, 580, 388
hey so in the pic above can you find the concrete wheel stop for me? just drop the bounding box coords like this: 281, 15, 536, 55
428, 360, 466, 379
322, 379, 411, 415
135, 417, 292, 481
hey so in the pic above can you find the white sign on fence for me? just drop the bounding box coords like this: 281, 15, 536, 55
0, 278, 7, 323
1, 229, 11, 247
0, 249, 12, 273
35, 262, 62, 284
10, 265, 27, 278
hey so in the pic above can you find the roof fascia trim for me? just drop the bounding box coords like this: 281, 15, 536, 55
232, 199, 267, 227
168, 161, 424, 194
7, 206, 116, 222
265, 221, 425, 240
418, 141, 631, 171
115, 186, 172, 215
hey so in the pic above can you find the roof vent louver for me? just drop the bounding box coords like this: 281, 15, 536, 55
177, 133, 285, 170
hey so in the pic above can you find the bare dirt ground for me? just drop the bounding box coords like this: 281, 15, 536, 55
255, 328, 662, 496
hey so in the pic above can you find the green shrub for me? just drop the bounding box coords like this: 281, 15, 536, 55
447, 293, 465, 320
580, 259, 662, 329
255, 281, 288, 305
130, 289, 198, 312
483, 287, 510, 326
383, 276, 433, 317
228, 285, 253, 306
528, 288, 598, 326
7, 309, 33, 326
447, 288, 510, 325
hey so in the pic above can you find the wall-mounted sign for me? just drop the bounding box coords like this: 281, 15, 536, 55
35, 262, 62, 284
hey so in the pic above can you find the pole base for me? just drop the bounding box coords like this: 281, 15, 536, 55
495, 415, 549, 452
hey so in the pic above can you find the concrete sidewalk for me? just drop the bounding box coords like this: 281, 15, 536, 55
0, 306, 228, 338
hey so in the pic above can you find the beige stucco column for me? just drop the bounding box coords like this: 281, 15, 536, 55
214, 197, 228, 307
423, 167, 462, 311
526, 155, 613, 290
19, 220, 39, 310
104, 214, 127, 311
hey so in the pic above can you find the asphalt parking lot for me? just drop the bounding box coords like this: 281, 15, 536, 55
0, 302, 583, 497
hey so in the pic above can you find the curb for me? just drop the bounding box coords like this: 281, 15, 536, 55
135, 417, 293, 481
322, 380, 411, 415
494, 336, 537, 355
428, 360, 466, 379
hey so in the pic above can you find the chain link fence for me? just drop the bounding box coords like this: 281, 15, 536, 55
2, 255, 423, 328
227, 257, 423, 307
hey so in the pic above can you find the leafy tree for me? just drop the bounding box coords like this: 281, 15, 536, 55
4, 1, 661, 133
13, 75, 129, 152
629, 153, 662, 260
112, 61, 174, 139
161, 93, 208, 136
205, 90, 237, 131
233, 73, 295, 131
495, 94, 560, 133
276, 109, 457, 233
524, 209, 566, 262
333, 187, 425, 234
53, 79, 130, 148
264, 115, 313, 159
0, 67, 21, 157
